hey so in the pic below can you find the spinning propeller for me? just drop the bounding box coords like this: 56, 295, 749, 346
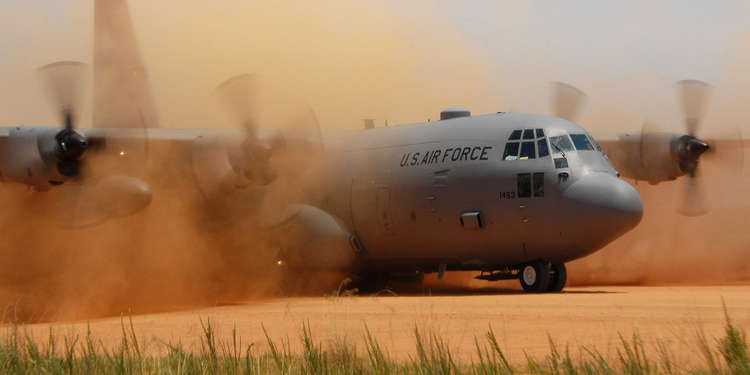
672, 80, 712, 216
549, 79, 743, 217
214, 74, 280, 186
38, 61, 93, 179
37, 61, 151, 228
191, 73, 323, 224
672, 80, 743, 216
213, 74, 323, 180
551, 81, 588, 122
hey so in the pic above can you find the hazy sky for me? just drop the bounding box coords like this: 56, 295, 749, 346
1, 1, 749, 131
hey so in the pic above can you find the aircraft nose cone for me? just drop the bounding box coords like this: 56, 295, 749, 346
562, 174, 643, 249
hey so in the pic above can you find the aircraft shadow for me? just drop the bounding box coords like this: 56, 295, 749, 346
364, 287, 623, 297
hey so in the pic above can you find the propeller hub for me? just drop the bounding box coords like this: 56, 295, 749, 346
55, 129, 88, 161
676, 135, 709, 176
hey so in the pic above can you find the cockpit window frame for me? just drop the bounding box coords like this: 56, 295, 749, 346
503, 129, 550, 161
587, 134, 603, 153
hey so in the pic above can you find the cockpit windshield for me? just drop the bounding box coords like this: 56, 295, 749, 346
549, 135, 574, 153
570, 134, 595, 151
504, 129, 602, 161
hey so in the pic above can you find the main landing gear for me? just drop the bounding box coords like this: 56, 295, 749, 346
519, 261, 567, 293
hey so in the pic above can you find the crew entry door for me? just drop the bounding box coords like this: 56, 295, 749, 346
516, 172, 545, 223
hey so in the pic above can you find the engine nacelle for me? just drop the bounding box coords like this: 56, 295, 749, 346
0, 126, 68, 190
59, 175, 153, 228
271, 204, 358, 271
94, 175, 153, 217
609, 132, 684, 184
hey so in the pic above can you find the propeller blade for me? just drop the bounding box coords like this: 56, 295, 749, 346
551, 82, 587, 122
281, 107, 323, 152
215, 74, 260, 136
678, 168, 709, 217
675, 80, 711, 136
702, 127, 744, 175
38, 61, 91, 180
38, 61, 88, 129
55, 183, 109, 228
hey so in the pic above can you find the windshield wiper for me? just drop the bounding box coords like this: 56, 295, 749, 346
551, 142, 566, 158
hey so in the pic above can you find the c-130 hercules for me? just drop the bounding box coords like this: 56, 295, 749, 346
0, 0, 743, 293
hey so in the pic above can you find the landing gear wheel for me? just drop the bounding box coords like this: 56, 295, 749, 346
519, 261, 551, 293
547, 263, 567, 292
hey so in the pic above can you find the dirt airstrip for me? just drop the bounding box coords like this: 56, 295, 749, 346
13, 284, 750, 365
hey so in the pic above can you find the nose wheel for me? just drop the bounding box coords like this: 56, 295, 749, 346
519, 261, 567, 293
548, 263, 567, 292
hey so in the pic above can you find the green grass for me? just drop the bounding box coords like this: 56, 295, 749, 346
0, 308, 747, 374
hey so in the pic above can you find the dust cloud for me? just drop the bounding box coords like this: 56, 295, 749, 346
125, 0, 504, 130
1, 1, 750, 322
0, 0, 500, 321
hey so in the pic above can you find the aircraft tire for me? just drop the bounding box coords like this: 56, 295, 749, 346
547, 263, 567, 292
519, 261, 551, 293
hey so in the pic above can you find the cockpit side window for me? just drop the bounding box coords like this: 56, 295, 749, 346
587, 134, 603, 152
570, 134, 594, 151
549, 135, 574, 153
509, 130, 522, 140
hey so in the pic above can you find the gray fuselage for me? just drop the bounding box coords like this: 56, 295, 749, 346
320, 112, 643, 273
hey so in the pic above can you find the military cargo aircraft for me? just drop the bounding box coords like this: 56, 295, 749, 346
0, 0, 742, 293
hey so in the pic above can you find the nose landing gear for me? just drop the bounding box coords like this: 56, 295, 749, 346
548, 263, 567, 292
519, 261, 567, 293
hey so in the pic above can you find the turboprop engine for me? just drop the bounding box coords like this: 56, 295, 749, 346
0, 61, 153, 227
191, 74, 324, 224
551, 79, 743, 216
614, 130, 710, 185
0, 126, 88, 190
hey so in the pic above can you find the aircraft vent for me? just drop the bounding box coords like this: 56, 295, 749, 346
440, 107, 471, 120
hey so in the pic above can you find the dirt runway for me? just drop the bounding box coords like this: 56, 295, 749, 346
15, 284, 750, 365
